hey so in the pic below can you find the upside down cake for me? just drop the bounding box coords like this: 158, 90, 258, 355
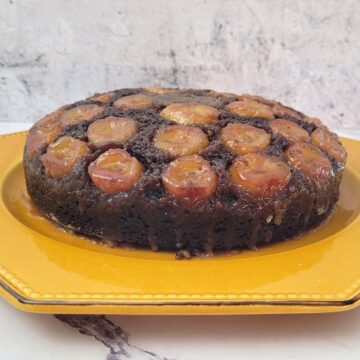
24, 87, 347, 256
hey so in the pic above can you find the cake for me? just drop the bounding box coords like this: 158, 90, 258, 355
24, 87, 347, 257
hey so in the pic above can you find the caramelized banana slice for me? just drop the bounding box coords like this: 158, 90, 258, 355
59, 104, 103, 126
162, 155, 217, 201
311, 128, 347, 164
304, 116, 329, 130
207, 90, 238, 98
220, 123, 271, 154
88, 149, 143, 194
27, 126, 64, 160
32, 106, 66, 129
285, 143, 332, 178
89, 92, 115, 104
270, 119, 310, 143
273, 104, 302, 120
226, 100, 274, 120
41, 136, 88, 178
160, 103, 220, 125
154, 125, 209, 156
113, 94, 153, 110
230, 153, 291, 197
26, 110, 64, 160
87, 116, 137, 146
146, 86, 179, 94
238, 94, 278, 106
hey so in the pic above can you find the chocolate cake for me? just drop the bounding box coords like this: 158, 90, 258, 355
23, 87, 347, 256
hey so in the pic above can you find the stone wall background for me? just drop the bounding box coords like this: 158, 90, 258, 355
0, 0, 359, 128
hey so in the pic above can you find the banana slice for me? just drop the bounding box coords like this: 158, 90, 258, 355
207, 90, 238, 98
89, 92, 115, 104
113, 94, 153, 110
311, 128, 347, 164
160, 103, 220, 125
87, 116, 137, 146
26, 110, 64, 160
285, 143, 332, 178
226, 100, 274, 120
162, 155, 217, 201
146, 86, 179, 94
304, 116, 328, 130
270, 119, 310, 143
41, 136, 88, 178
88, 148, 143, 194
230, 153, 291, 197
154, 125, 209, 156
59, 104, 103, 126
238, 94, 278, 106
272, 104, 302, 120
32, 106, 66, 129
220, 123, 271, 154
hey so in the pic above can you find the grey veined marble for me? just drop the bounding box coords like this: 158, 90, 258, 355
0, 0, 359, 129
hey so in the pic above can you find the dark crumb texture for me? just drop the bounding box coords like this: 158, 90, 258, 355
24, 87, 346, 255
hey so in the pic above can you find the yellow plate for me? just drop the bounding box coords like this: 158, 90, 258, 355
1, 132, 360, 315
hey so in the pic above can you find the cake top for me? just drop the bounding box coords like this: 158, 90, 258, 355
26, 86, 347, 202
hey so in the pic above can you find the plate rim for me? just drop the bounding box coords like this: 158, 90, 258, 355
1, 131, 360, 314
1, 277, 360, 308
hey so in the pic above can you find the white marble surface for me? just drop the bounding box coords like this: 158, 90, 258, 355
1, 122, 360, 359
1, 0, 360, 129
1, 297, 360, 360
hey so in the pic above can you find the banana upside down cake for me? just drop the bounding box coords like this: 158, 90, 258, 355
24, 87, 347, 256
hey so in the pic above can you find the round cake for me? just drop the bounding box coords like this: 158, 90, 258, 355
24, 87, 347, 256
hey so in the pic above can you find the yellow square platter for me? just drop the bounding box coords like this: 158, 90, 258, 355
1, 131, 360, 315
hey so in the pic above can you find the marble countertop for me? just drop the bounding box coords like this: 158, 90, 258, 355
2, 296, 360, 360
1, 123, 360, 360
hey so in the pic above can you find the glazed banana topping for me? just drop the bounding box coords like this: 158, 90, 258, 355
26, 110, 64, 160
226, 100, 274, 120
270, 119, 310, 143
304, 116, 328, 130
238, 94, 278, 106
113, 94, 154, 110
161, 155, 217, 201
285, 143, 332, 178
59, 104, 103, 126
207, 90, 237, 98
220, 123, 271, 154
34, 106, 66, 127
272, 104, 302, 120
28, 89, 345, 204
40, 136, 88, 178
146, 86, 179, 94
160, 103, 220, 125
153, 125, 209, 156
230, 153, 291, 197
89, 92, 115, 104
87, 116, 138, 146
88, 148, 143, 195
311, 128, 347, 164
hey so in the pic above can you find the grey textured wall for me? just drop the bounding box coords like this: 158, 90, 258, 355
1, 0, 359, 128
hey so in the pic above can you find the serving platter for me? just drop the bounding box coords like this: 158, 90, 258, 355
1, 131, 360, 314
